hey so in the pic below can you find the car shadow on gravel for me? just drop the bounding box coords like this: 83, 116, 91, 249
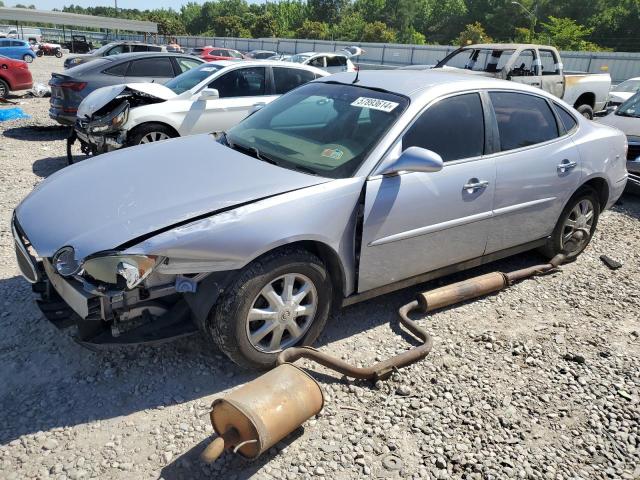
32, 154, 68, 178
614, 193, 640, 220
2, 125, 70, 141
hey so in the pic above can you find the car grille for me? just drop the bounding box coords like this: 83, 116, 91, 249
12, 216, 40, 283
628, 142, 640, 161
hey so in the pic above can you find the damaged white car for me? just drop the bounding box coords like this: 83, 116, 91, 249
73, 60, 327, 155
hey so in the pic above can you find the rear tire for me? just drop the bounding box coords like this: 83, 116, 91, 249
208, 248, 333, 370
23, 54, 33, 63
576, 104, 594, 120
127, 123, 177, 146
540, 187, 600, 260
55, 50, 63, 58
0, 79, 8, 99
36, 50, 43, 57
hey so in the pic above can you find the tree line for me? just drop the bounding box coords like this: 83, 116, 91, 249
21, 0, 640, 52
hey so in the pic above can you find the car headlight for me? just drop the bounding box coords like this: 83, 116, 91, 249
83, 253, 158, 290
89, 102, 129, 133
53, 246, 81, 276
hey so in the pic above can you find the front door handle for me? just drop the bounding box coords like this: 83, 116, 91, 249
463, 179, 490, 193
557, 159, 578, 173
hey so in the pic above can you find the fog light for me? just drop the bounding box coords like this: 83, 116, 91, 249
53, 246, 81, 276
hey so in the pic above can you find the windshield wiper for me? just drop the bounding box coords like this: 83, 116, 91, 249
291, 164, 319, 176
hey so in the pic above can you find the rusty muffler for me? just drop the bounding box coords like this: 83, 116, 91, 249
201, 251, 570, 464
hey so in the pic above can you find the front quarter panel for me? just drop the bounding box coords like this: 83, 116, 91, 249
124, 178, 365, 296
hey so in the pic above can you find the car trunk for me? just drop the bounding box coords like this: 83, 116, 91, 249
49, 72, 88, 117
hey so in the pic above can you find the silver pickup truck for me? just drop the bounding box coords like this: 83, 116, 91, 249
435, 43, 611, 119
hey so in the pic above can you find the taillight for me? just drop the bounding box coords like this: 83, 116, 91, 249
354, 65, 360, 71
59, 81, 86, 91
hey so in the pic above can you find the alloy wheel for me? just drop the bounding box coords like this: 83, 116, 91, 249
245, 273, 318, 353
560, 198, 594, 252
139, 131, 171, 144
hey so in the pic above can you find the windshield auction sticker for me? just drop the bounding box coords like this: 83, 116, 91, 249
351, 97, 399, 112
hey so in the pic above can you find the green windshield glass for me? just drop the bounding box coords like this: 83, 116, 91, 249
165, 64, 223, 94
227, 82, 408, 178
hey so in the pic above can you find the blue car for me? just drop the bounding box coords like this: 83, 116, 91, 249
0, 38, 36, 63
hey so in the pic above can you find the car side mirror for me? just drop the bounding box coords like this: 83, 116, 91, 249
380, 147, 444, 175
198, 88, 219, 101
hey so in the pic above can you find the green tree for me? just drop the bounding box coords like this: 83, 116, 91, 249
538, 16, 605, 51
361, 21, 397, 42
213, 15, 251, 37
353, 0, 385, 23
307, 0, 347, 25
148, 11, 186, 36
251, 13, 278, 38
455, 22, 493, 46
295, 19, 330, 40
333, 12, 366, 42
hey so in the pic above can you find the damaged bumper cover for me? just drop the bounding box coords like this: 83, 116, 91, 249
74, 100, 129, 153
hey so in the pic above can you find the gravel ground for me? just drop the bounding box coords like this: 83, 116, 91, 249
0, 56, 639, 480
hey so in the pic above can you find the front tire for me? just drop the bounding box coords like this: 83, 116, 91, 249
208, 248, 333, 370
540, 188, 600, 260
23, 54, 33, 63
128, 123, 176, 146
576, 104, 594, 120
0, 79, 8, 99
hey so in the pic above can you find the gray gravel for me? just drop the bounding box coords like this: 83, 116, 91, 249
1, 56, 639, 480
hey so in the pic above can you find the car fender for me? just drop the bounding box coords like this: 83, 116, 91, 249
123, 177, 366, 297
123, 101, 187, 137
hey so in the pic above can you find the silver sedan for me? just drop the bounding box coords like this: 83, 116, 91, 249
13, 70, 628, 368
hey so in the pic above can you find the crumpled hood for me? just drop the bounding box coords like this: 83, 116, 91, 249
609, 91, 634, 104
16, 134, 328, 259
77, 83, 176, 118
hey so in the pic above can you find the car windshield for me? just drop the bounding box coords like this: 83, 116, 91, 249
437, 48, 516, 72
614, 79, 640, 93
226, 82, 408, 178
616, 92, 640, 118
289, 54, 311, 64
92, 43, 117, 55
164, 63, 223, 94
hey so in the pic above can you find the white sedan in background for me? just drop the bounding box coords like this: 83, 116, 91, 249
288, 52, 358, 73
607, 77, 640, 109
74, 60, 328, 153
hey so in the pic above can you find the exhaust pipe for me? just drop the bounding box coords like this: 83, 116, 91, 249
201, 249, 572, 464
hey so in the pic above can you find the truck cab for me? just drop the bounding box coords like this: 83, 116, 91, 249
435, 43, 611, 118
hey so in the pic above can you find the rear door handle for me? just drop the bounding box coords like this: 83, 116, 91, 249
463, 179, 490, 192
557, 159, 578, 172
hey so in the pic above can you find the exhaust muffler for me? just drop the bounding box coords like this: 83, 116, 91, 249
201, 250, 572, 464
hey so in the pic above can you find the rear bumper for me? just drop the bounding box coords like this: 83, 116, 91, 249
49, 106, 76, 126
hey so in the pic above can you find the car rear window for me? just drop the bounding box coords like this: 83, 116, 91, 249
554, 103, 578, 133
489, 92, 559, 151
127, 57, 175, 77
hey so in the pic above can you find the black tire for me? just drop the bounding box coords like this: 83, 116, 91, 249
127, 123, 177, 146
208, 248, 333, 370
540, 187, 600, 260
55, 50, 63, 58
0, 79, 8, 99
576, 104, 594, 120
36, 50, 43, 57
23, 54, 33, 63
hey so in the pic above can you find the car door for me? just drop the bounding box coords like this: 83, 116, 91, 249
485, 91, 581, 254
538, 48, 565, 98
180, 66, 277, 135
0, 40, 9, 57
358, 92, 497, 292
124, 57, 175, 84
325, 55, 349, 73
507, 48, 542, 90
272, 66, 316, 95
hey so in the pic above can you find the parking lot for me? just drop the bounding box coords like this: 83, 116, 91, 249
0, 56, 639, 480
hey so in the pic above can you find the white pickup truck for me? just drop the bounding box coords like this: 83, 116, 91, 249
434, 43, 611, 119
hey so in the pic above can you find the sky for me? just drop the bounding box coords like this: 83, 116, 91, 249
3, 0, 263, 9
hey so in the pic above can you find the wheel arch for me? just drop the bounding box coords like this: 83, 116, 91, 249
128, 121, 180, 139
574, 92, 595, 109
578, 176, 609, 211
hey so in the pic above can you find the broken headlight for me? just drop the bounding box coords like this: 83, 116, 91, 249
88, 101, 129, 134
53, 246, 82, 276
82, 253, 158, 290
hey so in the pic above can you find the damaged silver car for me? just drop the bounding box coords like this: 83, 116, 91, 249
13, 71, 627, 368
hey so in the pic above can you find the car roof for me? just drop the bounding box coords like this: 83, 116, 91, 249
464, 43, 545, 50
318, 69, 553, 99
208, 59, 329, 76
102, 52, 203, 62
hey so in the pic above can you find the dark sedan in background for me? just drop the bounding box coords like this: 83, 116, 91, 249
49, 52, 204, 125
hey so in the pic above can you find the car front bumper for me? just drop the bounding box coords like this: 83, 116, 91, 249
74, 126, 125, 153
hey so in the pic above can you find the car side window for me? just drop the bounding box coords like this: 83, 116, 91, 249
489, 92, 559, 151
148, 45, 163, 52
176, 57, 202, 73
402, 93, 485, 162
11, 41, 24, 47
553, 103, 578, 133
127, 57, 174, 77
539, 50, 560, 75
509, 49, 537, 77
273, 67, 315, 94
0, 40, 8, 47
309, 56, 325, 68
132, 45, 149, 52
106, 45, 126, 56
103, 62, 129, 77
326, 56, 347, 67
208, 67, 266, 97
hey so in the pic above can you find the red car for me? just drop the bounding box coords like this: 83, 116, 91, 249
193, 46, 245, 62
0, 54, 33, 98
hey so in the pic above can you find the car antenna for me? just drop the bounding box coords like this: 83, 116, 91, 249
352, 67, 360, 84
